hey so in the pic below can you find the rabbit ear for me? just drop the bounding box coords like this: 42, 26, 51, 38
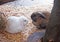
38, 12, 46, 19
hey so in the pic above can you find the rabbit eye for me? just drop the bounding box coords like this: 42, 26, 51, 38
24, 20, 27, 22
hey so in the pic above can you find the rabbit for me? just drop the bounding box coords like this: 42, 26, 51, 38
31, 11, 50, 29
5, 16, 29, 33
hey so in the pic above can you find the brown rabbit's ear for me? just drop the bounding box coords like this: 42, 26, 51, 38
38, 13, 46, 19
0, 0, 15, 5
42, 11, 51, 19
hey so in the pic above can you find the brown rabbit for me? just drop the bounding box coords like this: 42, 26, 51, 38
31, 11, 50, 29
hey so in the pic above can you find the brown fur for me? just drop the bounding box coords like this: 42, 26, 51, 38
31, 11, 50, 29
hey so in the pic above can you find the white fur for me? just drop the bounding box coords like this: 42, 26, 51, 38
5, 16, 29, 33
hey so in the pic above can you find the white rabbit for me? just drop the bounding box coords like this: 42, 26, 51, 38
5, 16, 29, 33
